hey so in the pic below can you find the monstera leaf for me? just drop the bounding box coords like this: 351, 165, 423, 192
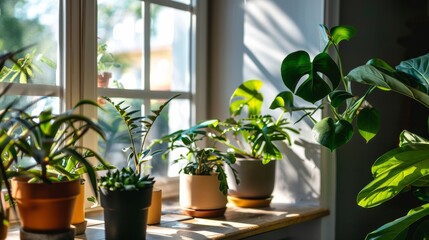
229, 79, 263, 117
281, 51, 341, 103
347, 55, 429, 108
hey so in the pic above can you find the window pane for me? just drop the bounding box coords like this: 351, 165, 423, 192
172, 0, 191, 5
149, 98, 190, 177
0, 0, 58, 85
0, 95, 60, 115
150, 4, 190, 91
97, 0, 144, 90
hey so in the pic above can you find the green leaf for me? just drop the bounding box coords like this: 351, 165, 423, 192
347, 64, 429, 108
269, 91, 294, 112
396, 53, 429, 93
329, 90, 354, 108
357, 107, 380, 143
399, 130, 429, 146
365, 203, 429, 240
229, 80, 263, 117
312, 118, 353, 151
281, 51, 341, 103
357, 143, 429, 208
330, 25, 356, 45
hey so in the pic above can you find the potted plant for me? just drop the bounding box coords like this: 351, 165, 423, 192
97, 95, 176, 240
97, 41, 120, 89
7, 100, 108, 238
151, 119, 238, 217
0, 47, 52, 239
210, 79, 299, 207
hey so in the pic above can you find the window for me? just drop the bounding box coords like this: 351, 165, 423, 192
0, 0, 207, 197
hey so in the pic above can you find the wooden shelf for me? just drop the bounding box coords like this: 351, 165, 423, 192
7, 202, 329, 240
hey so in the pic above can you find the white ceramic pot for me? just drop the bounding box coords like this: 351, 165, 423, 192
226, 157, 276, 199
179, 174, 227, 210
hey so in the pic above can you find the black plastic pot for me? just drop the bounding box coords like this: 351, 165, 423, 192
100, 186, 153, 240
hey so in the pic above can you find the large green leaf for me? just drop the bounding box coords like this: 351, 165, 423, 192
357, 107, 380, 143
396, 53, 429, 93
312, 117, 353, 151
347, 64, 429, 108
357, 143, 429, 208
365, 203, 429, 240
229, 79, 263, 117
281, 51, 341, 103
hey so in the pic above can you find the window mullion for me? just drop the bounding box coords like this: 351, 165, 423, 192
144, 1, 151, 115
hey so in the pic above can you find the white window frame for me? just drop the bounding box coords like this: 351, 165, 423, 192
1, 0, 207, 205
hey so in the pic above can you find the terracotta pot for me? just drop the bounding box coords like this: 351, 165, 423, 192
97, 72, 112, 88
179, 174, 227, 211
11, 177, 80, 233
147, 188, 162, 225
71, 183, 85, 225
100, 186, 153, 240
226, 158, 276, 199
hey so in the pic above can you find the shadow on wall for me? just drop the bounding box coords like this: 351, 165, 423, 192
273, 139, 321, 204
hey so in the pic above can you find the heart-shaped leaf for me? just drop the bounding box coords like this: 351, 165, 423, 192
357, 107, 380, 143
269, 91, 294, 112
312, 117, 353, 151
281, 51, 341, 103
329, 90, 354, 108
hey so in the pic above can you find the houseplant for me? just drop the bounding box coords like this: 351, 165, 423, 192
279, 24, 381, 151
97, 41, 120, 89
347, 53, 429, 239
210, 79, 299, 207
152, 119, 238, 217
7, 100, 108, 237
280, 24, 429, 238
98, 95, 176, 239
0, 47, 52, 239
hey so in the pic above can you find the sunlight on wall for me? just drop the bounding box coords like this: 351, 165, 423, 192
242, 0, 324, 204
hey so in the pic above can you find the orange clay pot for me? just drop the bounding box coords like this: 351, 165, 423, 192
11, 177, 80, 233
71, 183, 85, 225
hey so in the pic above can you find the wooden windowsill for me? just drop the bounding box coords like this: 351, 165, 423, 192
7, 201, 329, 239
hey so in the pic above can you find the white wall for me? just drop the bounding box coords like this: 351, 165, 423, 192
209, 0, 324, 205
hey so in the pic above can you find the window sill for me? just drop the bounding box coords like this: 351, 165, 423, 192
7, 200, 329, 239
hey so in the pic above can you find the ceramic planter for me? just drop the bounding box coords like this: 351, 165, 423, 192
11, 177, 80, 233
147, 188, 162, 225
71, 182, 87, 235
180, 174, 227, 217
100, 186, 153, 240
226, 158, 276, 207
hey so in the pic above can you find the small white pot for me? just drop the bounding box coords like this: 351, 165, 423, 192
179, 174, 227, 210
